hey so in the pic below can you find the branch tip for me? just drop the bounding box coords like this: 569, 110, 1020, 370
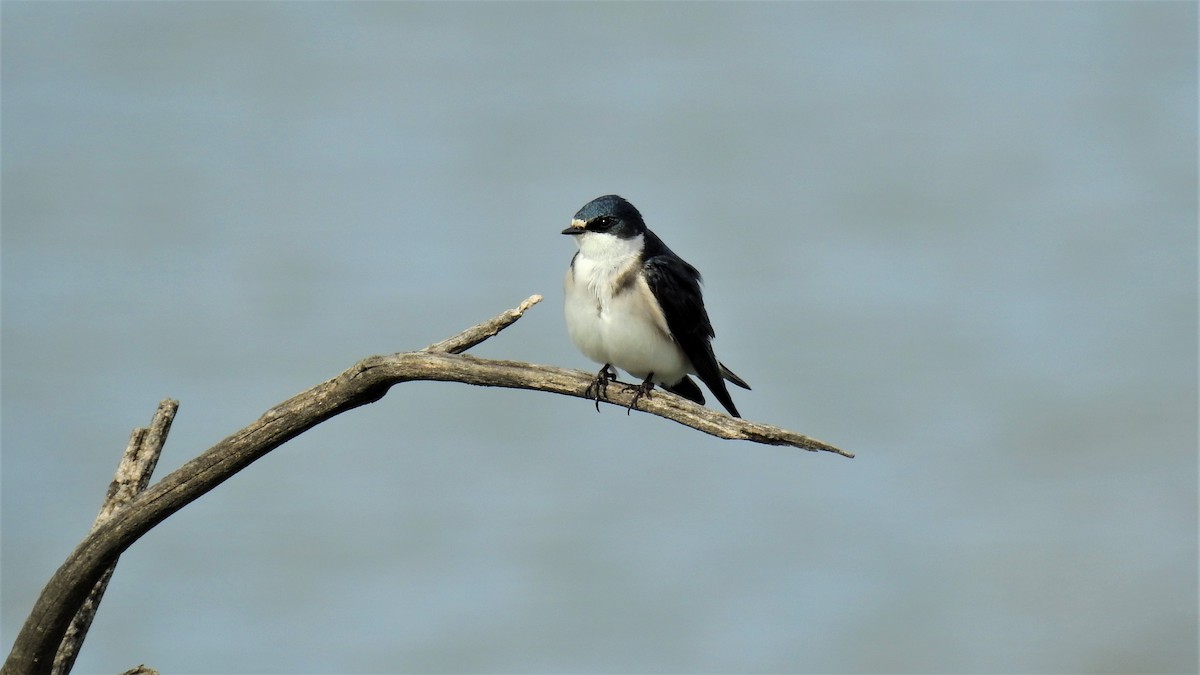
516, 294, 543, 313
424, 294, 544, 354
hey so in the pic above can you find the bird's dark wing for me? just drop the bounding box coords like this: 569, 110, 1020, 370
641, 232, 743, 417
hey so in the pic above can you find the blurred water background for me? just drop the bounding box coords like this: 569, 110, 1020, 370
2, 2, 1196, 673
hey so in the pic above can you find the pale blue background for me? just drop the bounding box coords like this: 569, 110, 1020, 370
3, 2, 1196, 673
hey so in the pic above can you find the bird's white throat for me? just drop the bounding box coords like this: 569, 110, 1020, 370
573, 231, 644, 265
571, 232, 644, 301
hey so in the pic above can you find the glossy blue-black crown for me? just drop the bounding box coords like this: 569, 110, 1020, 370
573, 195, 647, 237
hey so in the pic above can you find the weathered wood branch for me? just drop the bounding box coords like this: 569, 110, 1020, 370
51, 400, 177, 675
3, 293, 850, 674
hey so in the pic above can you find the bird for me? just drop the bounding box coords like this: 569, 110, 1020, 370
561, 194, 750, 417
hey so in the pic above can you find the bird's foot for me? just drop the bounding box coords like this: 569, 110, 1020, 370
624, 374, 656, 415
584, 365, 619, 412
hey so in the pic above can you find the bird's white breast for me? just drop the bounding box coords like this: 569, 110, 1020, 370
564, 232, 691, 384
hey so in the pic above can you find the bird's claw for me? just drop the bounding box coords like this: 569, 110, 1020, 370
624, 374, 656, 415
584, 365, 619, 412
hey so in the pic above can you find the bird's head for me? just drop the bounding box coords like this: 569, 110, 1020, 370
561, 195, 647, 241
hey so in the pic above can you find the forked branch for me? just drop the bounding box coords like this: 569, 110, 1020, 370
3, 293, 850, 674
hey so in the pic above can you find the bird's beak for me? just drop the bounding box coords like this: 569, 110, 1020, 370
561, 219, 586, 235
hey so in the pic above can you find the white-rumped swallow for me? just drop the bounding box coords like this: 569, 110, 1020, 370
562, 194, 750, 417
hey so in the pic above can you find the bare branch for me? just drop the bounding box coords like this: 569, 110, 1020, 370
4, 294, 850, 674
423, 293, 544, 354
51, 400, 177, 675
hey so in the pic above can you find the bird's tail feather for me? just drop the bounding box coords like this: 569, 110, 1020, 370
719, 362, 751, 390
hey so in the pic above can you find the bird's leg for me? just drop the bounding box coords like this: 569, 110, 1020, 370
624, 373, 656, 415
584, 364, 619, 412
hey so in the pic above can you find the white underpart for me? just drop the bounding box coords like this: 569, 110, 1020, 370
564, 229, 692, 385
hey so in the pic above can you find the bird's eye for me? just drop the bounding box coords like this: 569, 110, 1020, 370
590, 217, 614, 231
